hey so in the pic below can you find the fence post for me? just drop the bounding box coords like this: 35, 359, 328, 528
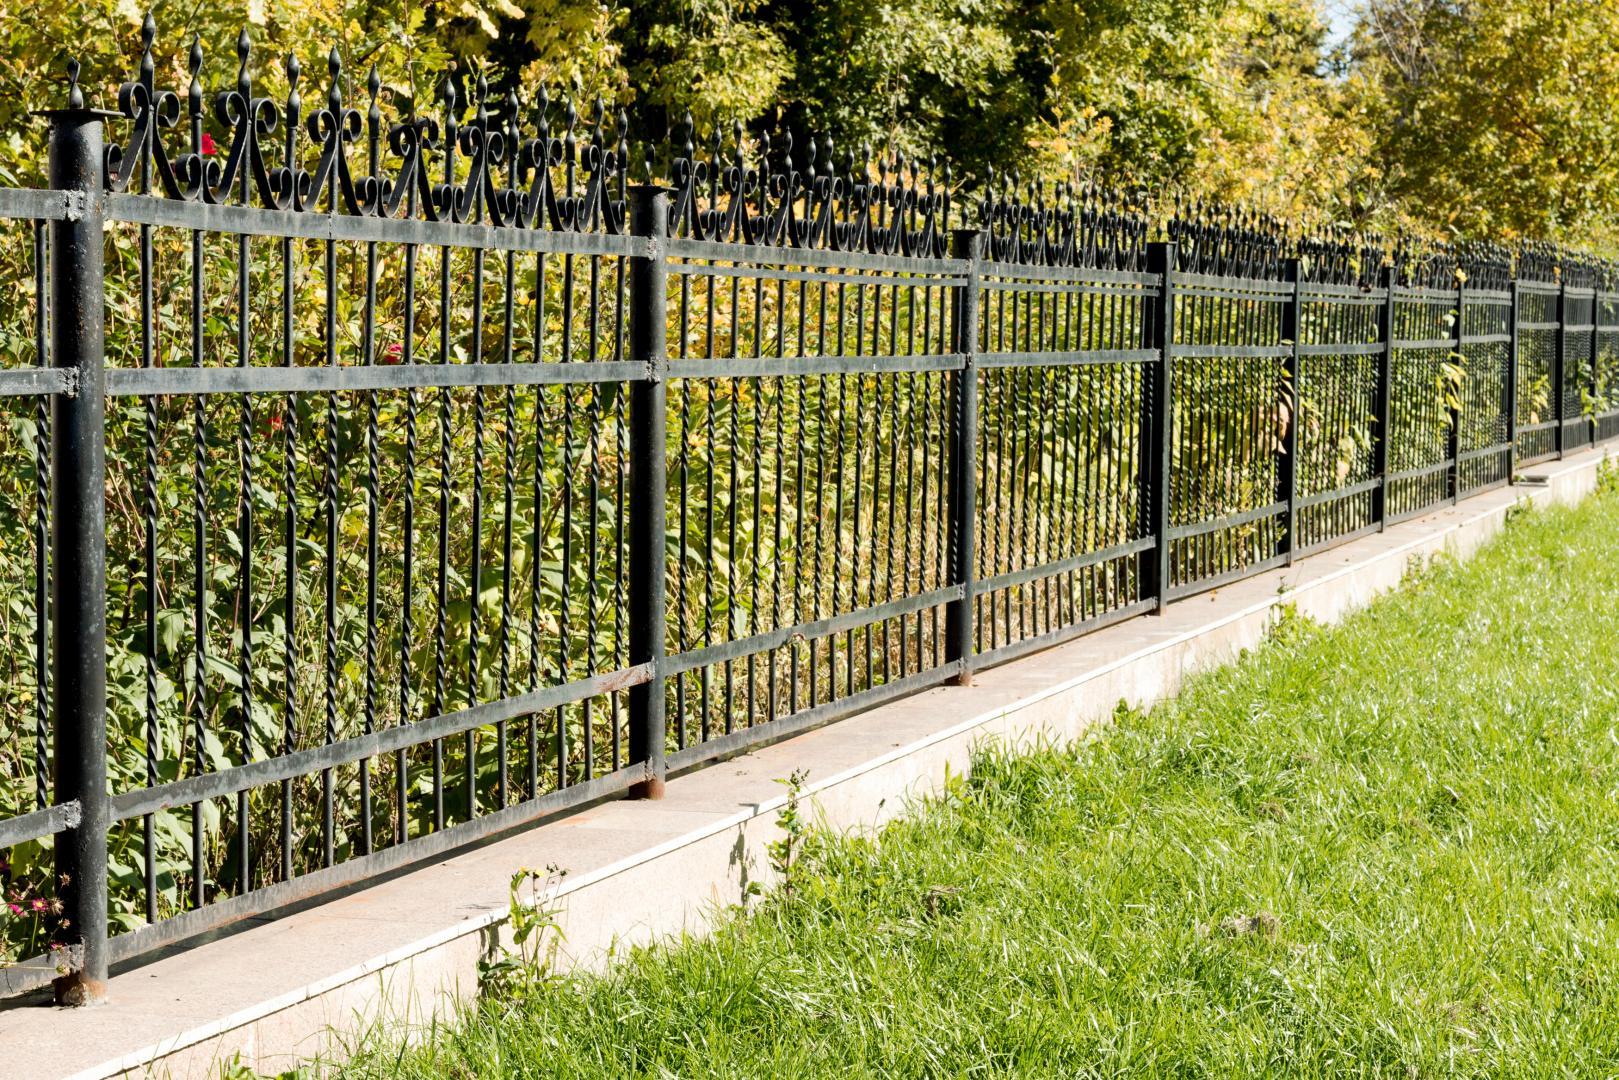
1279, 257, 1302, 565
945, 228, 982, 687
626, 185, 669, 799
1506, 278, 1520, 481
1554, 278, 1567, 460
1143, 241, 1176, 611
1449, 275, 1464, 503
44, 90, 110, 1005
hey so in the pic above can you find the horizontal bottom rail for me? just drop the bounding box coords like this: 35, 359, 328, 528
1296, 519, 1383, 559
1298, 476, 1380, 510
976, 537, 1154, 596
107, 766, 643, 965
1167, 551, 1290, 602
972, 597, 1157, 670
663, 587, 961, 677
667, 662, 962, 772
1169, 501, 1286, 542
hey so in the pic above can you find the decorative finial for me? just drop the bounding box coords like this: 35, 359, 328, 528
237, 29, 252, 97
188, 35, 204, 116
140, 12, 156, 87
66, 58, 84, 110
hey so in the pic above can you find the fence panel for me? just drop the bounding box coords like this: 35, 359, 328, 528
1163, 215, 1291, 597
1458, 287, 1513, 496
656, 142, 963, 767
1516, 280, 1561, 465
1597, 291, 1619, 443
1293, 237, 1387, 554
1562, 285, 1596, 454
968, 193, 1157, 667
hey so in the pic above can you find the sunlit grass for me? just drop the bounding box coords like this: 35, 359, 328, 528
340, 483, 1619, 1078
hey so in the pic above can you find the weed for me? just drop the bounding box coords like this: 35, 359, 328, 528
477, 864, 566, 1000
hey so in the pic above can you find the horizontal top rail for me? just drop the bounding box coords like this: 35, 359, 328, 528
1299, 280, 1385, 300
106, 194, 646, 258
1173, 269, 1294, 294
1393, 284, 1459, 302
664, 235, 967, 276
978, 260, 1159, 287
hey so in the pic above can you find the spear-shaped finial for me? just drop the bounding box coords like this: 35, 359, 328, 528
66, 58, 84, 110
140, 11, 156, 88
327, 46, 343, 114
237, 29, 252, 98
188, 35, 204, 117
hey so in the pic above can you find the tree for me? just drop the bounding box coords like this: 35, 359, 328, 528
1352, 0, 1619, 248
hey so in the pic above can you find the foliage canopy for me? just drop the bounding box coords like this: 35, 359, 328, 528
5, 0, 1617, 246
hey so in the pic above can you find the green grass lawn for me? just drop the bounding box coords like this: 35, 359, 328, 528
342, 485, 1619, 1078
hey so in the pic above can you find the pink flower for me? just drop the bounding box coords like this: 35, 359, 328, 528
30, 898, 47, 913
200, 132, 217, 156
6, 902, 21, 916
382, 342, 404, 365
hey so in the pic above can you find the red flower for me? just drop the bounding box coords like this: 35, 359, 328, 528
270, 412, 285, 433
382, 342, 404, 365
200, 132, 217, 156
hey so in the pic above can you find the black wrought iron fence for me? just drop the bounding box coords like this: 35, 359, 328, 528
4, 24, 1619, 1005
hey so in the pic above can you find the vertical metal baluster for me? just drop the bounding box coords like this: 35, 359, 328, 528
580, 112, 602, 779
134, 31, 160, 924
431, 78, 457, 830
398, 166, 419, 844
528, 250, 545, 796
611, 126, 628, 767
1552, 273, 1567, 462
498, 235, 516, 808
360, 67, 382, 854
724, 373, 738, 732
768, 374, 784, 720
675, 261, 691, 749
1449, 273, 1464, 503
231, 38, 257, 905
279, 54, 302, 887
557, 185, 576, 785
851, 274, 868, 689
464, 81, 489, 821
320, 54, 342, 867
1506, 278, 1520, 480
32, 220, 51, 832
181, 42, 212, 896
